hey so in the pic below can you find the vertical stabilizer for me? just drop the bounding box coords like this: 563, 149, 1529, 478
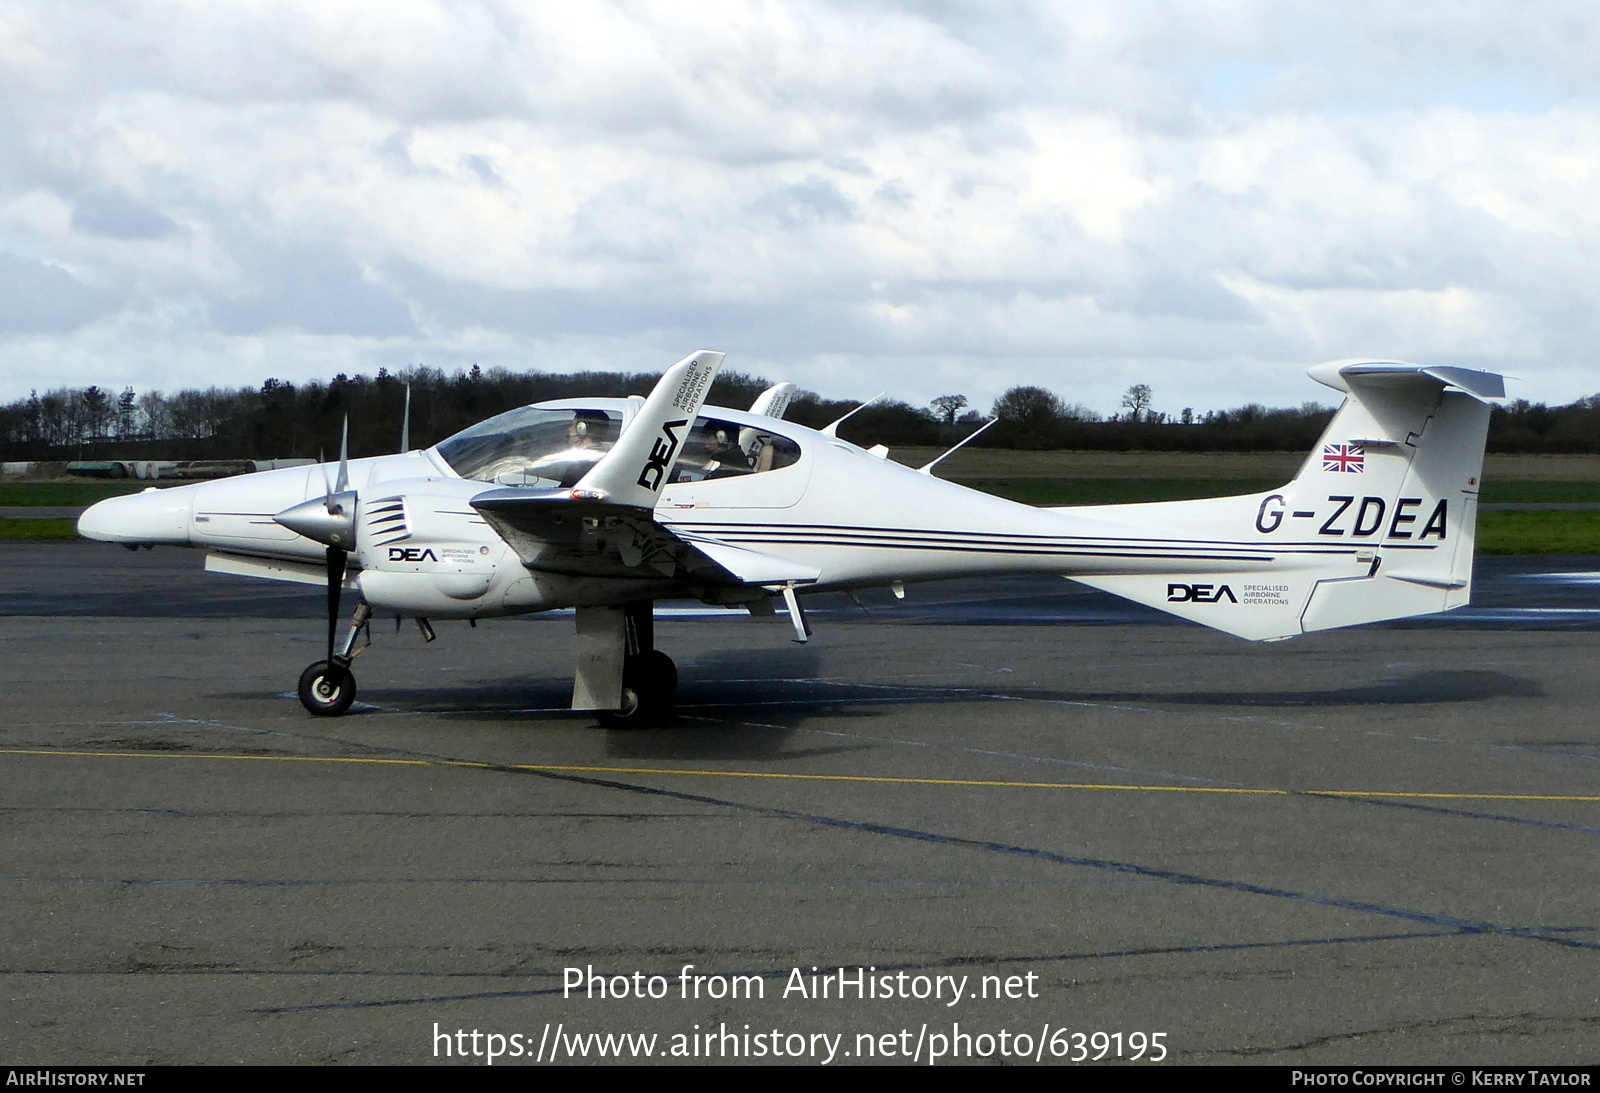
1293, 362, 1496, 632
1068, 360, 1501, 640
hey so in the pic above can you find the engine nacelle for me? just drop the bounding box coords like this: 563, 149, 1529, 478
355, 478, 509, 614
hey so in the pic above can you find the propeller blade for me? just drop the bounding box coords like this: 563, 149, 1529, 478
334, 415, 350, 498
326, 545, 346, 671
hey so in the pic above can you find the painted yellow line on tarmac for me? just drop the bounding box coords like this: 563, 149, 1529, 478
4, 747, 1599, 803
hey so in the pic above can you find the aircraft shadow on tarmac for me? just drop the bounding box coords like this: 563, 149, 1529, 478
998, 668, 1545, 708
332, 649, 1543, 767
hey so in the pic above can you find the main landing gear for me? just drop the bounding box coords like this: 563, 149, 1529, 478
294, 596, 680, 726
603, 648, 678, 728
587, 600, 677, 729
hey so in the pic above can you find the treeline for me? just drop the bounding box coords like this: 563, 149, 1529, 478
1, 367, 1597, 459
0, 366, 942, 461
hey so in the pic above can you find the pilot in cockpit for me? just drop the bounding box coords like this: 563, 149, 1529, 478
699, 423, 753, 479
552, 411, 615, 486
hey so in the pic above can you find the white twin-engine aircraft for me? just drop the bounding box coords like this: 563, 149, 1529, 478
78, 352, 1504, 724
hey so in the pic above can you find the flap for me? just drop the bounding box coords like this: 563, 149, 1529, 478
674, 530, 821, 585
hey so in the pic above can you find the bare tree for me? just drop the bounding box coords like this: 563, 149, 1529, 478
167, 388, 232, 439
1120, 384, 1153, 422
140, 391, 172, 439
930, 394, 968, 427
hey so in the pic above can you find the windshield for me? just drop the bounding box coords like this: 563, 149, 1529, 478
435, 406, 624, 487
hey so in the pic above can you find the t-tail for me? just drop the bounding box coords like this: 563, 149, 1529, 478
1069, 360, 1504, 640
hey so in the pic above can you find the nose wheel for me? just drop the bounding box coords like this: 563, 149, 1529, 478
298, 659, 356, 717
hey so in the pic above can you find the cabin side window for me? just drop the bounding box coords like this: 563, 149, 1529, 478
670, 417, 802, 483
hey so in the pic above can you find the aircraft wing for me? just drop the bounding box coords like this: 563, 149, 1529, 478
470, 490, 819, 586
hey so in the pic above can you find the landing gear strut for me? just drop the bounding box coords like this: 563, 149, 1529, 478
598, 601, 677, 728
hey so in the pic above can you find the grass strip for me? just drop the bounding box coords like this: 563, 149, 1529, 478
0, 518, 80, 541
1476, 511, 1600, 555
0, 482, 156, 506
956, 477, 1600, 506
953, 477, 1282, 505
1479, 481, 1600, 503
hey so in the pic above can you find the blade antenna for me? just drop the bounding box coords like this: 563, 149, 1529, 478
820, 392, 885, 438
918, 418, 997, 475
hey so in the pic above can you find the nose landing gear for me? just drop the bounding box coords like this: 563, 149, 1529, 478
297, 602, 371, 717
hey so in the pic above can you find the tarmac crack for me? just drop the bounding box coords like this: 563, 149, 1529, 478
492, 765, 1600, 953
242, 928, 1478, 1014
190, 723, 1600, 957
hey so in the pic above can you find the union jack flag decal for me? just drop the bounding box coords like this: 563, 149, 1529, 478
1323, 443, 1364, 473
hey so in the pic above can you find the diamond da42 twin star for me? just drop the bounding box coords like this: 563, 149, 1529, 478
77, 352, 1504, 724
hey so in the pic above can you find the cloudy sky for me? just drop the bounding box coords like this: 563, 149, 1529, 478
2, 1, 1598, 419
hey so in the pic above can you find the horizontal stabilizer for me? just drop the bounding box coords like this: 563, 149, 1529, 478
1307, 359, 1505, 402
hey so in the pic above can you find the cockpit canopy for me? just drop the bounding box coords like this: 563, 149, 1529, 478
435, 403, 802, 488
435, 406, 623, 487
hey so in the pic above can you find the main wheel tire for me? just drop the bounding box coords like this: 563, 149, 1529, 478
634, 650, 678, 703
298, 660, 356, 717
596, 651, 677, 728
597, 683, 648, 728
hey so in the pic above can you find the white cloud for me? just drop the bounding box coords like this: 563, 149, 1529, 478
1, 0, 1599, 421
